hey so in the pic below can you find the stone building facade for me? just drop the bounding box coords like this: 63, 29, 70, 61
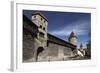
23, 12, 78, 62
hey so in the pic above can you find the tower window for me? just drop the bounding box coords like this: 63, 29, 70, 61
39, 32, 44, 38
43, 27, 45, 31
34, 15, 36, 18
40, 25, 42, 28
41, 18, 43, 21
44, 20, 45, 23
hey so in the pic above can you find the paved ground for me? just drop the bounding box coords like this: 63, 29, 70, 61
64, 55, 90, 60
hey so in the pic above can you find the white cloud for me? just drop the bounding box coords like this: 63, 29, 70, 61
49, 19, 90, 36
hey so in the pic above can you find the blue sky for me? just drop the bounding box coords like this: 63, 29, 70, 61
23, 10, 91, 48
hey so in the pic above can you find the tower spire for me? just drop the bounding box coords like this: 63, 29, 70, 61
80, 43, 83, 49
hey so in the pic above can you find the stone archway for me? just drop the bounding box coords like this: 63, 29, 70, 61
36, 47, 44, 61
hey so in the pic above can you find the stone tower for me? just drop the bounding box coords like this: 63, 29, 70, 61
69, 32, 77, 46
32, 12, 48, 47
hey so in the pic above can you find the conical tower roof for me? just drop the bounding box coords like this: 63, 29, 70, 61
69, 31, 77, 38
80, 43, 83, 48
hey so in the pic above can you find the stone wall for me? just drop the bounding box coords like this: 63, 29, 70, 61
23, 32, 35, 62
23, 14, 75, 62
46, 42, 72, 61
